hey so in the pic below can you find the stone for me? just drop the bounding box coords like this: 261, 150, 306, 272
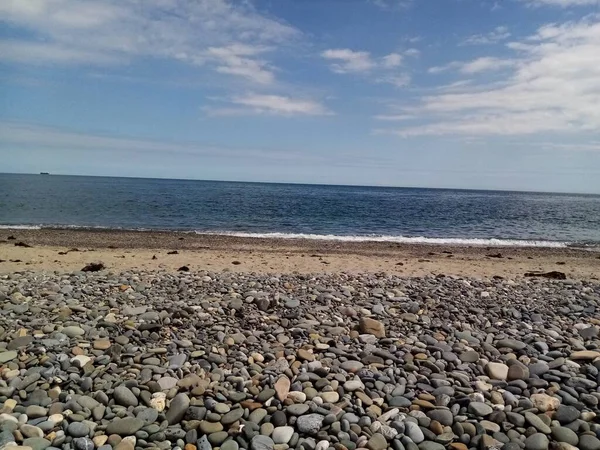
296, 414, 324, 435
579, 435, 600, 450
221, 408, 244, 425
67, 422, 90, 438
524, 433, 549, 450
551, 427, 579, 446
340, 361, 364, 373
274, 376, 290, 401
468, 402, 493, 417
404, 421, 424, 444
62, 326, 85, 338
272, 426, 294, 445
366, 433, 387, 450
570, 351, 600, 360
105, 418, 144, 436
251, 435, 275, 450
427, 409, 453, 426
524, 412, 551, 434
554, 405, 580, 424
0, 351, 18, 363
359, 317, 386, 338
486, 362, 509, 380
113, 386, 138, 407
166, 393, 190, 425
530, 394, 560, 412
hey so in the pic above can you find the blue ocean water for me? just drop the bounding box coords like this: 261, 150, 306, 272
1, 173, 599, 247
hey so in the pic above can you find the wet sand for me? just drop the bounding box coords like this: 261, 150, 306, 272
0, 228, 599, 279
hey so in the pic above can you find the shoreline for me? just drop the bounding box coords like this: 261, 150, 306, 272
1, 228, 599, 279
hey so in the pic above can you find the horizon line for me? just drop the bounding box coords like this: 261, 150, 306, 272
1, 171, 599, 196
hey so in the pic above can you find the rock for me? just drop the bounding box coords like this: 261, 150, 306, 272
459, 351, 479, 363
551, 427, 579, 446
531, 393, 560, 412
366, 433, 387, 450
554, 405, 580, 424
486, 362, 509, 380
105, 418, 144, 436
524, 434, 549, 450
524, 412, 551, 434
113, 386, 138, 407
570, 351, 600, 360
340, 361, 364, 373
166, 393, 190, 425
251, 435, 275, 450
67, 422, 90, 438
62, 326, 85, 338
496, 339, 526, 350
579, 435, 600, 450
404, 421, 424, 444
359, 317, 386, 338
427, 409, 453, 426
296, 414, 324, 435
468, 402, 493, 417
274, 376, 290, 401
0, 351, 18, 363
272, 426, 294, 444
221, 407, 244, 425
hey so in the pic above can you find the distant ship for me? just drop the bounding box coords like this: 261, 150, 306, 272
40, 172, 50, 175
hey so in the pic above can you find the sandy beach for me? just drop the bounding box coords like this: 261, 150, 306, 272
1, 228, 599, 279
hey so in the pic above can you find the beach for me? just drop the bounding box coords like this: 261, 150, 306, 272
1, 227, 600, 450
1, 228, 599, 280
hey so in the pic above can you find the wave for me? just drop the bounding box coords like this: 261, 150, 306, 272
198, 231, 572, 248
1, 224, 593, 248
0, 224, 42, 230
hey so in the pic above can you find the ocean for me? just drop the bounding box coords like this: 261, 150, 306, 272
1, 173, 599, 248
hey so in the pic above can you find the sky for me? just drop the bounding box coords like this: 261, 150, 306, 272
1, 0, 600, 193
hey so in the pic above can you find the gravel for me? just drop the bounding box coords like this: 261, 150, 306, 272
0, 269, 599, 450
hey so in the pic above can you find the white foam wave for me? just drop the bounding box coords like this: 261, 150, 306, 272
197, 231, 570, 248
0, 224, 41, 230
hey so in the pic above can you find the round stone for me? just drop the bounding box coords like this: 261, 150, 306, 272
113, 386, 138, 407
296, 414, 324, 435
251, 435, 275, 450
272, 426, 294, 444
67, 422, 90, 438
525, 433, 549, 450
486, 362, 509, 380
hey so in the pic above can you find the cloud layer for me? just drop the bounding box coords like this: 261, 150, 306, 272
0, 0, 298, 84
205, 94, 331, 117
378, 16, 600, 136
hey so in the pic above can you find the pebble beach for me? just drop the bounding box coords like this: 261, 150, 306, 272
1, 266, 600, 450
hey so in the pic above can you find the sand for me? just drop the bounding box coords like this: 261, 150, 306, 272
1, 228, 599, 279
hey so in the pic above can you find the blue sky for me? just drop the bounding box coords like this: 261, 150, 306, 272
1, 0, 600, 193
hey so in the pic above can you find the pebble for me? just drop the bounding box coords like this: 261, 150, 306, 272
0, 270, 598, 450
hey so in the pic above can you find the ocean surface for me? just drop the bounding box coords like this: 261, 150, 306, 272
1, 173, 599, 248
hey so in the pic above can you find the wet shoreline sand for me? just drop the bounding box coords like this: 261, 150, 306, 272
1, 228, 599, 279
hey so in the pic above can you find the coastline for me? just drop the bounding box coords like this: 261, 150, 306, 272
1, 227, 599, 279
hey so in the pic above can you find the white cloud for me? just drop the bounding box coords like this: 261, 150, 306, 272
321, 49, 376, 73
462, 26, 511, 45
322, 48, 410, 87
379, 16, 600, 136
374, 114, 416, 121
523, 0, 599, 6
207, 44, 274, 84
205, 94, 332, 116
382, 53, 403, 68
429, 57, 516, 74
0, 0, 298, 84
0, 121, 320, 162
376, 74, 411, 87
371, 0, 413, 10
